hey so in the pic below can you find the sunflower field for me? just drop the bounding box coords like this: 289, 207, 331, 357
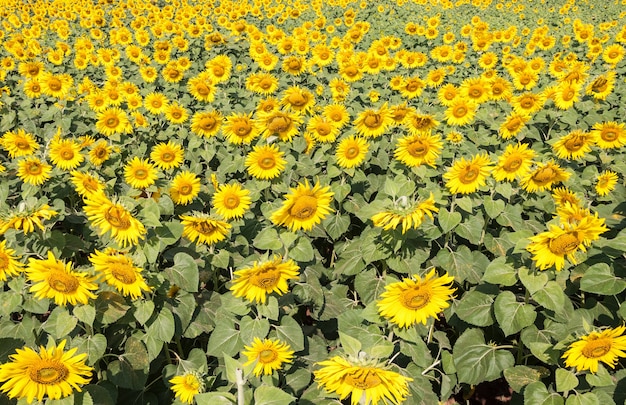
1, 0, 626, 404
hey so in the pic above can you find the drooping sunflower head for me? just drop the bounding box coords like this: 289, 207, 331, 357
270, 180, 334, 232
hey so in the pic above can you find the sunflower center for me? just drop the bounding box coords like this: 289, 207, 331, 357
16, 140, 30, 150
49, 271, 79, 294
344, 66, 358, 77
506, 118, 522, 132
200, 117, 217, 130
460, 164, 480, 184
28, 66, 40, 76
345, 145, 360, 159
105, 116, 119, 128
520, 98, 534, 109
259, 78, 273, 89
503, 156, 522, 172
223, 195, 240, 209
591, 78, 608, 92
444, 90, 456, 100
267, 116, 292, 133
344, 369, 382, 390
288, 59, 301, 70
105, 206, 131, 230
48, 78, 62, 91
30, 361, 69, 385
290, 195, 318, 220
161, 152, 175, 162
94, 147, 108, 158
531, 167, 556, 185
250, 266, 280, 289
548, 232, 580, 255
134, 169, 149, 180
469, 87, 483, 98
288, 93, 307, 107
600, 129, 617, 142
196, 83, 210, 96
453, 105, 467, 118
363, 113, 382, 128
151, 100, 162, 109
60, 148, 74, 160
259, 156, 276, 169
171, 110, 182, 119
408, 140, 429, 157
406, 80, 420, 92
111, 263, 137, 284
582, 337, 612, 358
259, 349, 278, 363
31, 84, 41, 92
316, 122, 332, 136
400, 287, 431, 309
492, 85, 503, 96
82, 178, 100, 192
27, 162, 43, 175
168, 69, 180, 79
330, 112, 343, 122
564, 136, 584, 151
183, 374, 200, 390
608, 51, 619, 59
562, 89, 576, 101
233, 121, 252, 136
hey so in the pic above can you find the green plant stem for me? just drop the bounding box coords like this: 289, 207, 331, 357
236, 367, 246, 405
164, 342, 172, 364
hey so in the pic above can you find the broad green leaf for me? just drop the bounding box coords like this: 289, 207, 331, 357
73, 305, 96, 327
339, 332, 362, 357
254, 227, 283, 250
586, 364, 613, 387
290, 237, 315, 262
323, 213, 350, 240
74, 334, 107, 366
519, 267, 548, 294
207, 321, 242, 357
239, 316, 270, 344
504, 366, 542, 392
83, 385, 115, 405
524, 382, 564, 405
257, 296, 280, 320
482, 257, 518, 286
556, 368, 579, 393
580, 263, 626, 295
434, 246, 489, 284
453, 328, 515, 385
165, 252, 199, 292
286, 368, 312, 395
483, 196, 506, 219
0, 291, 21, 318
275, 315, 305, 352
532, 281, 567, 314
42, 307, 77, 339
146, 307, 175, 342
133, 300, 155, 325
494, 291, 537, 336
455, 290, 495, 327
223, 353, 243, 384
193, 392, 236, 404
253, 385, 296, 405
565, 393, 599, 405
438, 209, 462, 233
520, 325, 560, 364
455, 213, 485, 245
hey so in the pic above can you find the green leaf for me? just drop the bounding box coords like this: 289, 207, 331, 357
521, 325, 560, 364
339, 332, 362, 357
145, 307, 175, 342
323, 213, 350, 240
565, 393, 599, 405
434, 246, 489, 284
524, 382, 564, 405
223, 353, 244, 384
73, 305, 96, 327
494, 291, 537, 336
455, 213, 485, 245
438, 209, 462, 233
42, 307, 77, 339
586, 364, 614, 387
254, 227, 283, 250
275, 315, 304, 352
257, 296, 280, 320
207, 320, 242, 357
290, 237, 315, 262
455, 290, 495, 327
483, 196, 506, 219
556, 368, 579, 393
580, 263, 626, 295
519, 267, 548, 294
74, 334, 107, 366
0, 291, 21, 318
165, 252, 199, 292
504, 366, 542, 392
532, 281, 567, 314
193, 392, 236, 404
134, 300, 155, 326
453, 328, 515, 385
253, 385, 296, 405
239, 316, 270, 345
482, 257, 518, 286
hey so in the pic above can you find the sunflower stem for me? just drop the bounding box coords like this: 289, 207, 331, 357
164, 342, 172, 364
236, 367, 246, 405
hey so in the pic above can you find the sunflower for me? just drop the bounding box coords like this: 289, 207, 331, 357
552, 187, 581, 208
493, 143, 536, 182
562, 326, 626, 373
180, 214, 231, 245
586, 71, 615, 101
242, 338, 294, 376
591, 121, 626, 149
552, 130, 596, 160
377, 269, 455, 327
170, 171, 201, 205
124, 157, 158, 189
372, 193, 438, 234
0, 340, 93, 403
17, 157, 52, 186
271, 180, 334, 232
190, 110, 222, 138
170, 372, 204, 404
281, 86, 316, 114
444, 99, 477, 126
460, 76, 490, 104
444, 154, 493, 194
314, 356, 413, 405
256, 110, 302, 142
245, 144, 287, 180
70, 171, 105, 197
282, 55, 307, 75
521, 161, 571, 193
323, 104, 350, 128
83, 192, 147, 247
150, 141, 184, 170
164, 102, 189, 125
403, 112, 439, 135
354, 104, 393, 138
512, 92, 546, 115
595, 170, 618, 196
526, 216, 607, 271
144, 92, 169, 115
39, 72, 73, 99
96, 107, 132, 136
0, 240, 23, 281
603, 44, 625, 65
90, 249, 151, 300
230, 255, 300, 304
1, 129, 39, 158
336, 136, 369, 169
26, 251, 98, 306
0, 205, 58, 235
49, 138, 84, 170
489, 77, 513, 101
552, 82, 581, 110
398, 76, 425, 99
222, 112, 259, 145
307, 115, 340, 143
23, 79, 43, 98
499, 112, 530, 140
394, 133, 442, 168
212, 183, 251, 219
437, 83, 459, 106
89, 140, 113, 166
